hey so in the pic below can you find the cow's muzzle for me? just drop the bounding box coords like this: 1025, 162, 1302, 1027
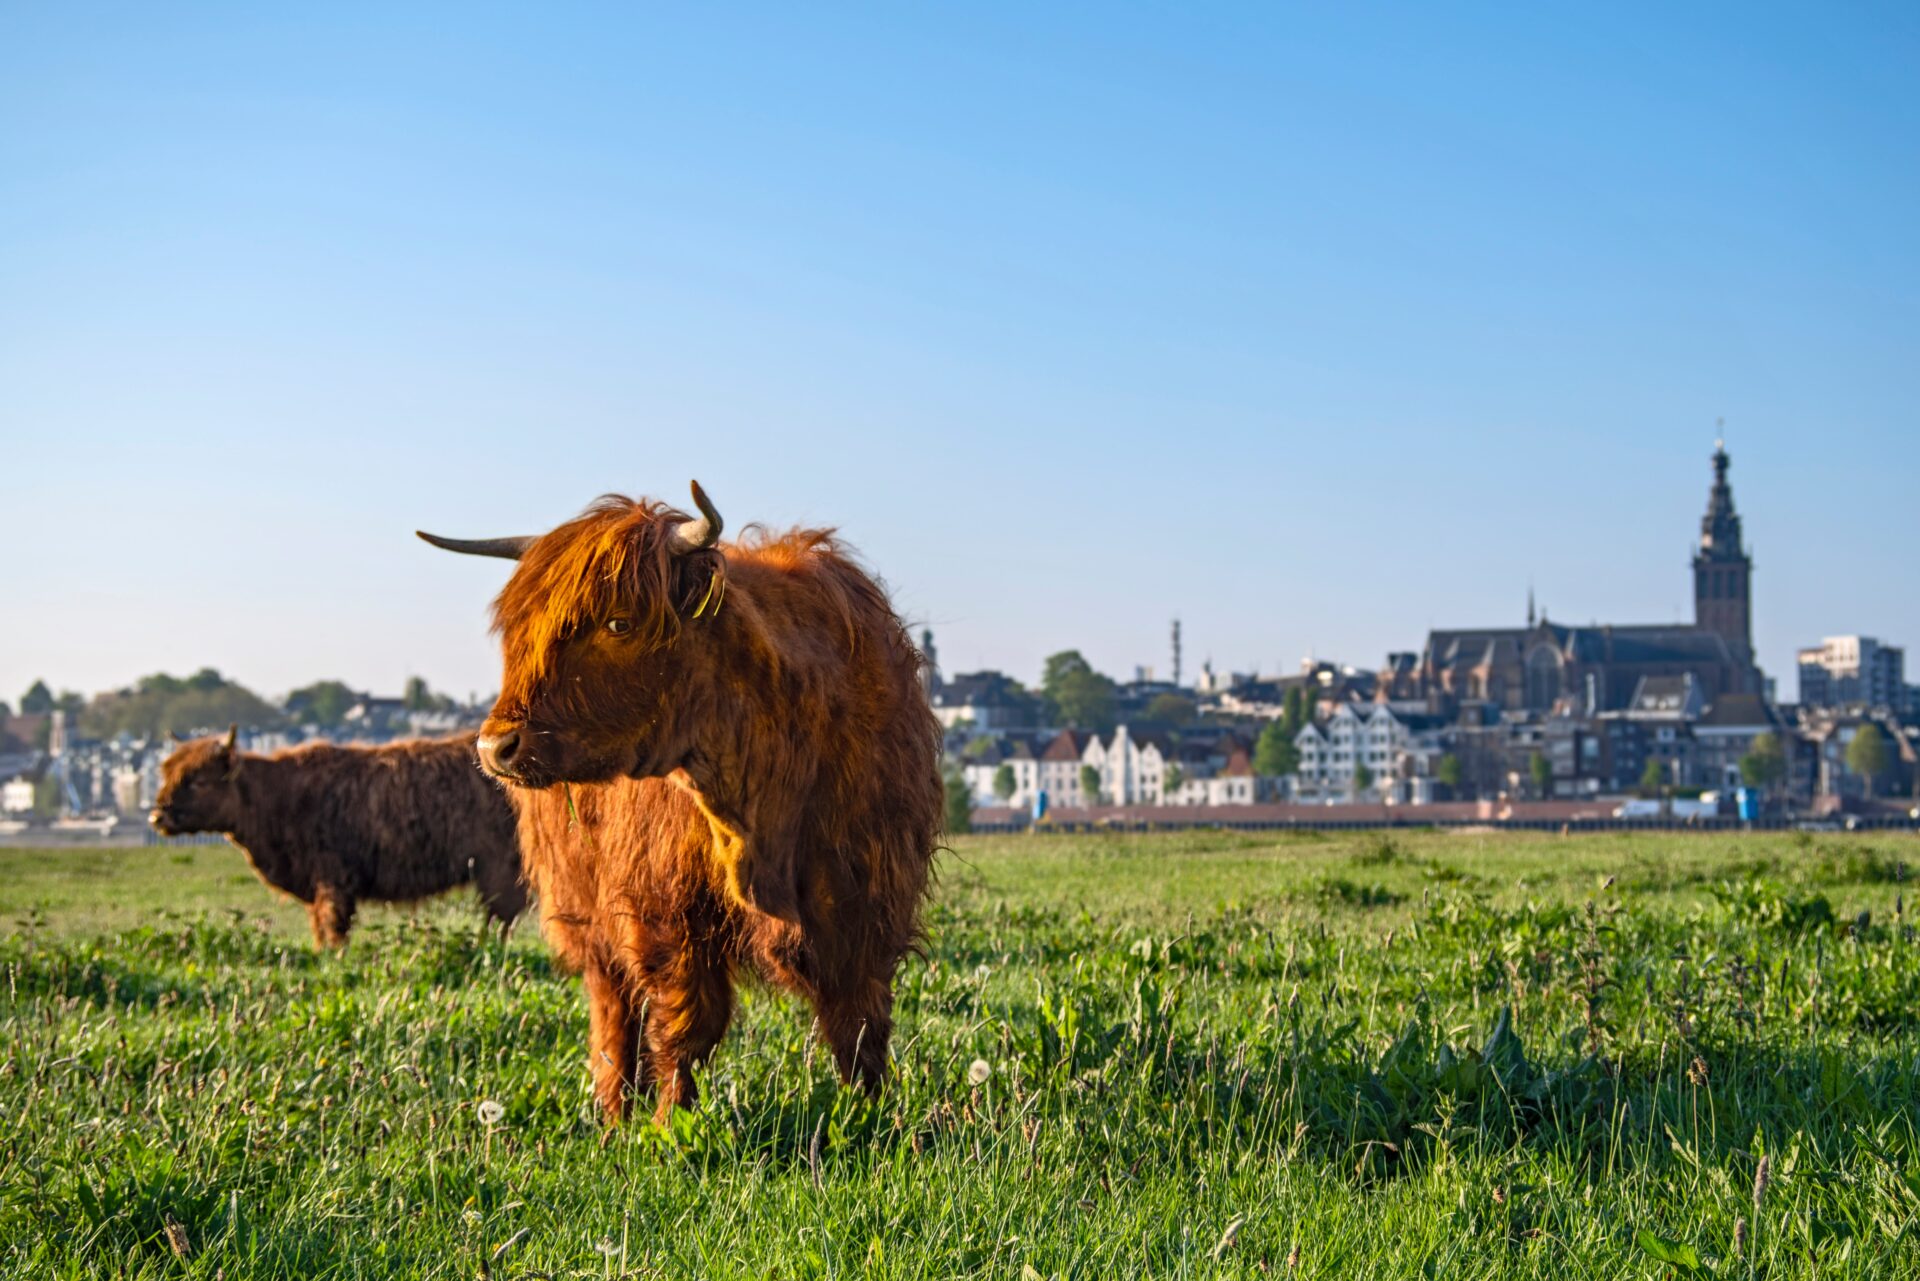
477, 726, 533, 784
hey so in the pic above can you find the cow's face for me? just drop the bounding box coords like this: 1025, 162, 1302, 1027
420, 485, 726, 789
150, 730, 242, 835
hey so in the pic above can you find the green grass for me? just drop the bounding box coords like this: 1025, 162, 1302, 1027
1, 829, 1916, 1278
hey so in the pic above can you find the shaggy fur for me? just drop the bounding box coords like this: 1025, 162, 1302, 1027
471, 494, 943, 1123
151, 732, 527, 948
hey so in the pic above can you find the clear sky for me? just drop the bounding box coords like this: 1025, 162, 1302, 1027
2, 3, 1915, 706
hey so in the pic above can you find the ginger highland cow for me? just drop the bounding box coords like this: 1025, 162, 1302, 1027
420, 482, 943, 1122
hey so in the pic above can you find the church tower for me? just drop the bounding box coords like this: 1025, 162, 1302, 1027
918, 628, 939, 698
1692, 442, 1755, 684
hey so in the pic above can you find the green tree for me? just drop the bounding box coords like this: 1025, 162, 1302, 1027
19, 681, 53, 715
992, 764, 1017, 803
942, 766, 973, 835
1846, 724, 1889, 797
1041, 651, 1094, 693
1144, 692, 1196, 726
1253, 720, 1299, 777
0, 699, 10, 720
1738, 732, 1787, 793
286, 681, 359, 727
1053, 670, 1118, 734
403, 676, 450, 713
82, 672, 284, 740
1436, 753, 1464, 793
1163, 764, 1185, 794
962, 736, 999, 761
1639, 758, 1666, 797
1529, 752, 1553, 798
1281, 686, 1305, 735
1040, 651, 1118, 733
32, 772, 63, 818
1079, 763, 1103, 806
1354, 762, 1375, 793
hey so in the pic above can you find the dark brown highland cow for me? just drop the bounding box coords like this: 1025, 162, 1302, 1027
420, 482, 943, 1123
150, 729, 527, 948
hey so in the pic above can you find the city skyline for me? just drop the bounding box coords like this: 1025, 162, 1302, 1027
0, 436, 1909, 709
4, 6, 1916, 702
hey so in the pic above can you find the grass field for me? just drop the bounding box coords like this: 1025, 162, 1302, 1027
1, 829, 1916, 1278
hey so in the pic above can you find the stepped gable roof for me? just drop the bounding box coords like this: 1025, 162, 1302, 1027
1127, 729, 1175, 756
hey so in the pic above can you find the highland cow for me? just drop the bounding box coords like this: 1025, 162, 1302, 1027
150, 728, 527, 948
420, 482, 943, 1122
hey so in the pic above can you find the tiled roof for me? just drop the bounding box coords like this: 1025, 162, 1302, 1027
1039, 730, 1087, 762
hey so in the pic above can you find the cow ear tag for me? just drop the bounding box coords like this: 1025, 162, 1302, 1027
691, 570, 724, 620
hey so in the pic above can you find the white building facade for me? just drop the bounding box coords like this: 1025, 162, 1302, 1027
1294, 703, 1419, 801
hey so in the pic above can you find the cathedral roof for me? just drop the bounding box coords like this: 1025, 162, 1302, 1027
1423, 622, 1734, 670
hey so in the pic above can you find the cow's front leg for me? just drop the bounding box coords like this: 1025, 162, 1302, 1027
582, 961, 647, 1123
308, 883, 355, 949
642, 944, 735, 1123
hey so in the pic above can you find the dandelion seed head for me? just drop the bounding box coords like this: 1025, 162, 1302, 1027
967, 1059, 992, 1087
477, 1100, 505, 1126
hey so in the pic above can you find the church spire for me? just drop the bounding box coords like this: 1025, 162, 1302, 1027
1526, 584, 1536, 628
1692, 436, 1756, 687
1698, 437, 1743, 561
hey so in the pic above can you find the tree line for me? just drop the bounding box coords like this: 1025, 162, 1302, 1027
4, 671, 470, 745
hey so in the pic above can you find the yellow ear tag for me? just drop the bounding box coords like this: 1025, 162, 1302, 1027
691, 571, 723, 619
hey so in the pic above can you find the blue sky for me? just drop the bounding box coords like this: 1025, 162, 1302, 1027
2, 3, 1915, 705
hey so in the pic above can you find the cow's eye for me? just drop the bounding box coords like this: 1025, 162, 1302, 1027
605, 618, 632, 636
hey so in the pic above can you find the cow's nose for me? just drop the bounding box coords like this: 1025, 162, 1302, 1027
477, 728, 524, 778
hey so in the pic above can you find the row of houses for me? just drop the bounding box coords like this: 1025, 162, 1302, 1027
959, 726, 1258, 811
947, 668, 1916, 814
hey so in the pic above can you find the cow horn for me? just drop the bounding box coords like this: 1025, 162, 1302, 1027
415, 531, 536, 560
222, 724, 238, 752
667, 480, 723, 554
